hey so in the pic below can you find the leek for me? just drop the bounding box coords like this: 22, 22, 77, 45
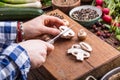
0, 1, 42, 8
1, 0, 37, 4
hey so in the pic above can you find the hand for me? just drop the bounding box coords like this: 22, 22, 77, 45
19, 39, 54, 68
22, 15, 65, 40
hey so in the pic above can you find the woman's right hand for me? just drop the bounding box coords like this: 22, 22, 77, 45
19, 39, 54, 68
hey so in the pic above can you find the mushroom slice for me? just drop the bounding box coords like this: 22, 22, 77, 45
79, 42, 92, 52
78, 29, 87, 41
67, 48, 90, 61
40, 34, 51, 41
59, 26, 75, 39
71, 44, 81, 49
62, 19, 70, 26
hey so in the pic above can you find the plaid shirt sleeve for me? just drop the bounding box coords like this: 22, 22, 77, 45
0, 22, 31, 80
0, 21, 17, 52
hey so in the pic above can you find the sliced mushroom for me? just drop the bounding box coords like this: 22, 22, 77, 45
59, 26, 75, 39
62, 19, 69, 26
71, 44, 81, 49
40, 34, 51, 41
78, 29, 87, 41
67, 48, 90, 61
79, 42, 92, 52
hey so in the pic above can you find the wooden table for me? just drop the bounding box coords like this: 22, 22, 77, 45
28, 9, 120, 80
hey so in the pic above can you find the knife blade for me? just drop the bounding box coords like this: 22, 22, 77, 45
47, 25, 74, 44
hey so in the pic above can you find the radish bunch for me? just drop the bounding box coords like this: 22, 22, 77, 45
93, 0, 120, 41
95, 0, 112, 24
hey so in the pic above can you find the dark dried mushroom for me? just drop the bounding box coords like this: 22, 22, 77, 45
72, 8, 99, 21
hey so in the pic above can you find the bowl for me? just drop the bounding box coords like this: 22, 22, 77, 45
69, 5, 102, 27
101, 67, 120, 80
52, 0, 81, 14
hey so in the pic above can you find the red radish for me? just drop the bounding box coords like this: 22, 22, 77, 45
112, 21, 120, 27
96, 0, 103, 6
112, 21, 118, 26
102, 14, 112, 23
102, 8, 110, 15
114, 22, 120, 27
118, 23, 120, 27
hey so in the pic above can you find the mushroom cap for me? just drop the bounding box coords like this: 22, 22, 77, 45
78, 29, 87, 41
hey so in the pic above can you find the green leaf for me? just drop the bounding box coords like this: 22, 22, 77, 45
117, 46, 120, 50
115, 27, 120, 35
116, 35, 120, 41
42, 0, 51, 6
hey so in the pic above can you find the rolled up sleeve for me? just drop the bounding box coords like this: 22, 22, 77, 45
0, 43, 31, 80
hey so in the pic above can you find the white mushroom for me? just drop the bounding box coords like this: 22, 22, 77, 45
79, 42, 92, 52
67, 43, 90, 61
59, 26, 75, 39
40, 34, 51, 41
77, 29, 87, 41
71, 44, 81, 49
62, 19, 69, 26
67, 48, 90, 61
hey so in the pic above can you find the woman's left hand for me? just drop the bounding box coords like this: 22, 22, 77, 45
22, 15, 65, 40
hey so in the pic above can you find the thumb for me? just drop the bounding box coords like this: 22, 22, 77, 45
45, 42, 54, 54
42, 26, 60, 36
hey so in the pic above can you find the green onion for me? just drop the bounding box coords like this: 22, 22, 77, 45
0, 1, 42, 8
1, 0, 37, 4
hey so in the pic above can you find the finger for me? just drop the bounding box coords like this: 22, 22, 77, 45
42, 26, 60, 36
45, 16, 66, 27
45, 42, 54, 54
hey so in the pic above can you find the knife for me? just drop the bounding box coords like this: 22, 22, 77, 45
47, 25, 74, 44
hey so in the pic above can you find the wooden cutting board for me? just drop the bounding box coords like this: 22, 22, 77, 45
28, 9, 120, 80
